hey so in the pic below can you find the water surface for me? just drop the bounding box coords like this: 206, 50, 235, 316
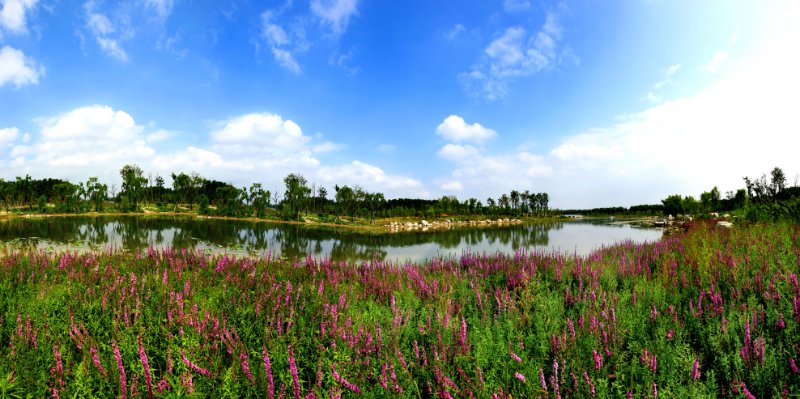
0, 216, 663, 262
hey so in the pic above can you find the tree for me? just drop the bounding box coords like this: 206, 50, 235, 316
700, 186, 721, 213
85, 177, 107, 212
770, 166, 786, 197
509, 190, 520, 214
249, 183, 270, 218
120, 164, 147, 211
661, 194, 683, 216
283, 173, 310, 220
335, 185, 355, 221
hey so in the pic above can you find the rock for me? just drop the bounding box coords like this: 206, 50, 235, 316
716, 221, 733, 231
710, 212, 719, 218
421, 220, 429, 226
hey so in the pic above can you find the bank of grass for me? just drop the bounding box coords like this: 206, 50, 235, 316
0, 221, 798, 398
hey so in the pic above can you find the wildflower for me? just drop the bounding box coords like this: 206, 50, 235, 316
583, 372, 595, 397
652, 382, 658, 399
330, 363, 361, 394
592, 349, 603, 370
691, 358, 700, 381
288, 346, 301, 399
510, 351, 522, 364
539, 368, 547, 392
91, 346, 107, 378
777, 313, 786, 330
112, 340, 127, 399
514, 372, 526, 383
240, 350, 254, 384
262, 346, 275, 399
790, 358, 800, 374
137, 336, 154, 397
666, 330, 675, 340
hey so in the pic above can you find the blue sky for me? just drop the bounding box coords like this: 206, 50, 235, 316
1, 0, 798, 208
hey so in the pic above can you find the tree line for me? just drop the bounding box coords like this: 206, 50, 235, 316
661, 166, 800, 221
0, 165, 550, 222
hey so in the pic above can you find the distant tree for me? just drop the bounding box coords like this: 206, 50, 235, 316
283, 173, 310, 220
770, 167, 786, 196
120, 164, 147, 211
509, 190, 520, 214
661, 194, 684, 216
85, 177, 107, 212
249, 183, 270, 218
700, 186, 721, 213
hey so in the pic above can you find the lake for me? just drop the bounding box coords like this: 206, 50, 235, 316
0, 216, 663, 262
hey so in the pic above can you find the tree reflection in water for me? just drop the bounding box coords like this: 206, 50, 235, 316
0, 216, 657, 261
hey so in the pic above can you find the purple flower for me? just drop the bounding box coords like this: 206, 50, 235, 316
288, 346, 301, 399
262, 347, 275, 399
240, 350, 254, 385
691, 358, 700, 381
112, 340, 127, 399
790, 358, 800, 374
592, 349, 603, 370
514, 372, 526, 383
510, 351, 522, 364
138, 336, 154, 397
91, 346, 107, 378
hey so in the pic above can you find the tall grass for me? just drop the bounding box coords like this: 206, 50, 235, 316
0, 221, 798, 398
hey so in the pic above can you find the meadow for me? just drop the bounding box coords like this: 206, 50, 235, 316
0, 221, 798, 398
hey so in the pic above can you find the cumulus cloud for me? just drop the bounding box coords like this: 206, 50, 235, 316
0, 0, 37, 34
0, 45, 43, 87
0, 126, 19, 147
461, 7, 573, 100
7, 105, 154, 181
441, 180, 463, 191
310, 0, 359, 36
436, 115, 496, 143
2, 106, 426, 197
437, 143, 479, 161
316, 160, 425, 195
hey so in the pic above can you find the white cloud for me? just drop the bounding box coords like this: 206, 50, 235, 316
437, 143, 479, 161
83, 2, 132, 62
441, 180, 463, 191
96, 37, 129, 62
0, 0, 37, 34
312, 141, 344, 153
143, 0, 174, 20
503, 0, 531, 12
706, 51, 728, 73
445, 24, 466, 41
8, 105, 154, 182
316, 160, 425, 194
644, 64, 681, 102
0, 126, 19, 147
310, 0, 359, 36
0, 45, 43, 87
271, 47, 301, 73
461, 9, 572, 100
145, 129, 173, 142
375, 144, 395, 152
261, 11, 308, 74
436, 115, 496, 143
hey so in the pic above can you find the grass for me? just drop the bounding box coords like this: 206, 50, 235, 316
0, 221, 798, 398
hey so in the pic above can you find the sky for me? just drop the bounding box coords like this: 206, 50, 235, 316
1, 0, 799, 209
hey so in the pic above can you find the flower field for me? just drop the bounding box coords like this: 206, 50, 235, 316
1, 221, 799, 398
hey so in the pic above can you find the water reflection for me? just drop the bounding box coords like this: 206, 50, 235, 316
0, 216, 662, 262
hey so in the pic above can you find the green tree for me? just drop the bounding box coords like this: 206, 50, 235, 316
661, 194, 684, 216
770, 166, 786, 196
283, 173, 310, 220
249, 183, 270, 218
120, 164, 147, 211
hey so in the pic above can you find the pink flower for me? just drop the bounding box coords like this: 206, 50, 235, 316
790, 358, 800, 374
240, 350, 254, 385
330, 363, 361, 394
510, 351, 522, 364
514, 372, 526, 383
112, 340, 127, 399
592, 349, 603, 370
91, 346, 107, 378
288, 346, 301, 399
262, 347, 275, 399
691, 358, 700, 381
138, 336, 154, 397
